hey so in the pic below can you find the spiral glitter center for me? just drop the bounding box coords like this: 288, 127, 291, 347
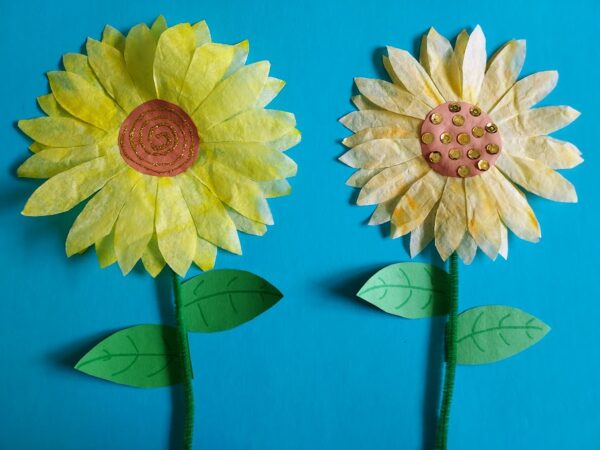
419, 101, 502, 178
118, 99, 200, 177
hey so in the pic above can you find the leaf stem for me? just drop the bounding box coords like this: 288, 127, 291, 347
172, 270, 195, 450
435, 253, 459, 450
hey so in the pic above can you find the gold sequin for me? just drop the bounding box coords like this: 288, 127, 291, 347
448, 148, 461, 160
485, 123, 498, 133
440, 132, 452, 144
421, 132, 434, 144
467, 148, 481, 159
452, 115, 465, 126
485, 143, 500, 154
428, 151, 442, 163
430, 113, 443, 124
448, 103, 461, 112
457, 165, 470, 178
457, 133, 470, 145
469, 106, 481, 117
477, 160, 490, 171
472, 126, 485, 138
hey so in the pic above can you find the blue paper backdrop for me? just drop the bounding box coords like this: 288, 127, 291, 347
1, 0, 598, 449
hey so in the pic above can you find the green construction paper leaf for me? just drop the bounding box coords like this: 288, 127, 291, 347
456, 305, 550, 365
75, 325, 183, 388
180, 269, 283, 332
357, 262, 450, 318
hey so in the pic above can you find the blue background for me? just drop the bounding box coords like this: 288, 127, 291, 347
1, 1, 598, 449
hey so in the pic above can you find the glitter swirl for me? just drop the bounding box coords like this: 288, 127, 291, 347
118, 99, 200, 176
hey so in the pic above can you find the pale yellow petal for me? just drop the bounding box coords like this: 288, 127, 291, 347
114, 175, 158, 274
391, 170, 445, 237
156, 177, 196, 276
153, 23, 196, 103
192, 62, 270, 131
48, 71, 121, 130
87, 39, 142, 112
66, 169, 141, 256
339, 110, 422, 133
357, 158, 429, 205
351, 95, 382, 111
95, 226, 117, 268
490, 71, 558, 122
192, 20, 211, 46
18, 117, 102, 147
37, 94, 69, 117
226, 205, 267, 236
62, 53, 103, 89
422, 27, 461, 101
495, 152, 577, 202
478, 40, 526, 111
193, 237, 216, 271
498, 106, 580, 137
102, 25, 126, 52
453, 30, 469, 68
460, 25, 486, 104
386, 46, 444, 107
410, 205, 437, 257
342, 126, 417, 147
339, 138, 420, 169
354, 77, 430, 118
267, 128, 301, 152
382, 56, 402, 85
499, 224, 509, 260
125, 23, 159, 100
255, 77, 284, 109
22, 155, 123, 216
258, 179, 291, 198
346, 169, 383, 188
141, 234, 166, 278
175, 172, 241, 253
456, 232, 477, 264
17, 145, 100, 178
504, 136, 583, 169
434, 178, 467, 260
465, 175, 502, 259
369, 197, 399, 225
483, 167, 540, 242
202, 142, 297, 180
201, 109, 295, 143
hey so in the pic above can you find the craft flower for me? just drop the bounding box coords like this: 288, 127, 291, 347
18, 17, 300, 276
340, 26, 581, 263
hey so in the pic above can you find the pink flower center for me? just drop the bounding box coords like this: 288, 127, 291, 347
419, 101, 502, 178
119, 99, 200, 177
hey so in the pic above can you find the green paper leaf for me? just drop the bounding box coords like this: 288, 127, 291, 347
456, 305, 550, 365
75, 325, 183, 388
357, 262, 450, 318
180, 269, 283, 332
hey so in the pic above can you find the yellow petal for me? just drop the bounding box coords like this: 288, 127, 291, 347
192, 62, 270, 131
354, 77, 430, 118
495, 152, 577, 202
66, 169, 141, 256
48, 71, 120, 130
17, 145, 100, 178
386, 46, 444, 107
19, 117, 102, 147
192, 20, 211, 46
193, 237, 216, 271
342, 126, 417, 147
37, 94, 69, 117
498, 106, 579, 137
114, 175, 158, 274
178, 43, 237, 113
29, 142, 47, 153
62, 53, 103, 89
124, 23, 159, 100
465, 175, 501, 259
456, 232, 477, 264
339, 110, 422, 133
346, 169, 383, 188
460, 25, 486, 104
267, 128, 301, 152
224, 40, 250, 77
151, 16, 168, 37
410, 205, 437, 257
339, 138, 420, 169
201, 109, 295, 143
434, 178, 467, 261
87, 39, 142, 112
194, 161, 273, 224
391, 169, 445, 237
175, 172, 241, 254
22, 155, 123, 216
357, 157, 429, 205
202, 142, 297, 180
422, 28, 461, 101
95, 226, 117, 268
504, 136, 583, 169
226, 205, 267, 236
153, 23, 196, 103
483, 167, 540, 242
258, 179, 291, 198
490, 71, 558, 122
102, 25, 125, 53
478, 40, 526, 111
155, 177, 196, 276
142, 234, 166, 277
256, 77, 285, 108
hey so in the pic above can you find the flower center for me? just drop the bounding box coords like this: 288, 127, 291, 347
419, 101, 502, 178
118, 99, 200, 177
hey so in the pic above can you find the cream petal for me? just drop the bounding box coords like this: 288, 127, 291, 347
461, 25, 486, 104
351, 95, 382, 111
456, 232, 477, 265
345, 169, 383, 188
339, 138, 421, 169
498, 106, 580, 137
499, 224, 509, 260
434, 178, 467, 261
339, 110, 422, 133
465, 175, 502, 259
342, 126, 418, 147
354, 77, 430, 118
422, 27, 461, 101
410, 205, 437, 257
369, 197, 400, 225
504, 136, 583, 169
